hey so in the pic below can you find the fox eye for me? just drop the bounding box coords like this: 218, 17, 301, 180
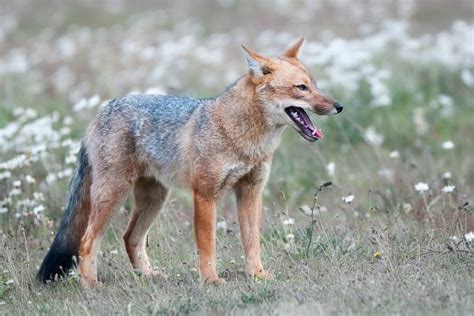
296, 84, 308, 91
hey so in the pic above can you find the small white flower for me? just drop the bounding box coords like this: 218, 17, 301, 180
46, 174, 57, 183
88, 94, 100, 107
9, 188, 21, 196
364, 126, 384, 147
449, 236, 460, 242
33, 192, 45, 201
414, 182, 429, 192
378, 168, 393, 180
0, 171, 12, 180
61, 139, 73, 147
33, 205, 45, 215
12, 180, 21, 187
110, 249, 119, 255
461, 69, 473, 87
286, 233, 295, 241
342, 195, 355, 204
65, 155, 77, 165
216, 219, 227, 231
389, 150, 400, 159
0, 207, 7, 214
5, 279, 14, 285
442, 140, 455, 150
25, 175, 36, 184
441, 185, 455, 193
63, 116, 73, 126
282, 218, 295, 226
299, 205, 313, 216
442, 172, 452, 179
464, 232, 474, 242
326, 162, 336, 177
403, 203, 412, 213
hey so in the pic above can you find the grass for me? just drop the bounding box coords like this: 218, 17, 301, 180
0, 1, 473, 315
1, 208, 472, 314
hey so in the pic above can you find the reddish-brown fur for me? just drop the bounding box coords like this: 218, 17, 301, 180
48, 38, 342, 286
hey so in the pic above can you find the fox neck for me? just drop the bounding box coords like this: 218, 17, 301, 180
210, 76, 285, 162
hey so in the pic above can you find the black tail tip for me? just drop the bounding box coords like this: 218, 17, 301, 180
37, 247, 76, 283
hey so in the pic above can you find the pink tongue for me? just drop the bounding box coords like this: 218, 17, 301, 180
312, 128, 324, 139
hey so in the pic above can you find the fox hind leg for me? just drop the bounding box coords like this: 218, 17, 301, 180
79, 176, 130, 287
124, 177, 168, 276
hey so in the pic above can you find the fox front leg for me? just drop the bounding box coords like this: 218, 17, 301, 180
193, 191, 225, 285
234, 166, 274, 281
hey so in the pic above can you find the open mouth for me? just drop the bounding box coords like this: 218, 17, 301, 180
285, 106, 324, 142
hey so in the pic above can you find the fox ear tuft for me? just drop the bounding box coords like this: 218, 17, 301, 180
282, 37, 305, 58
241, 45, 271, 77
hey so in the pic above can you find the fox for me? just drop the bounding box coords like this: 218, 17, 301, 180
37, 37, 343, 286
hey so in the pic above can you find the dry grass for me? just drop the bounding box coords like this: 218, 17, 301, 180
0, 0, 473, 315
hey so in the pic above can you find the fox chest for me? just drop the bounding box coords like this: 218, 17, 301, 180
219, 162, 252, 188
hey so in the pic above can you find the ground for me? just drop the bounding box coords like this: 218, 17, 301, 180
0, 0, 473, 314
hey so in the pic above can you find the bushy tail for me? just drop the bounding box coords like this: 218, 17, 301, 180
37, 145, 92, 282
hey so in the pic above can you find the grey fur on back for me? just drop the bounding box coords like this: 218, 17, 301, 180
91, 94, 212, 187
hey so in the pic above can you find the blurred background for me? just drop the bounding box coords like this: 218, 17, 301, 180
1, 0, 472, 228
0, 0, 473, 313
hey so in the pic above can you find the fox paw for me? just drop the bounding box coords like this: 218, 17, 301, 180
80, 278, 103, 288
134, 268, 167, 279
252, 270, 274, 282
204, 276, 226, 285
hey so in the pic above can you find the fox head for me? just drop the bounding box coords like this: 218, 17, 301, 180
242, 37, 343, 142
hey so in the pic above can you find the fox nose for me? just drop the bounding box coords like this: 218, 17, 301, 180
333, 102, 344, 114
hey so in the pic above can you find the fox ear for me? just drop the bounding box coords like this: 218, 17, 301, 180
282, 37, 305, 58
241, 45, 272, 78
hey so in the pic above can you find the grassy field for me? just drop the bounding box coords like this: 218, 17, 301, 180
0, 0, 473, 314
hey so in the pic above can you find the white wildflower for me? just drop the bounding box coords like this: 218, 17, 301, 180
33, 192, 45, 201
299, 205, 313, 216
61, 138, 73, 147
286, 233, 295, 241
216, 219, 227, 231
342, 195, 355, 204
88, 95, 100, 107
110, 249, 119, 255
403, 203, 412, 213
449, 236, 460, 242
0, 171, 11, 180
46, 174, 57, 183
0, 154, 27, 170
32, 205, 45, 215
326, 161, 336, 177
464, 232, 474, 242
57, 168, 73, 179
63, 116, 73, 126
145, 86, 167, 95
413, 107, 429, 135
378, 168, 393, 180
282, 218, 295, 226
441, 140, 455, 150
9, 188, 21, 196
389, 150, 400, 159
0, 207, 7, 214
25, 175, 36, 184
461, 69, 474, 87
12, 180, 21, 187
442, 172, 452, 179
437, 94, 454, 107
5, 279, 14, 285
65, 154, 77, 165
363, 126, 384, 147
414, 182, 429, 192
441, 185, 455, 193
